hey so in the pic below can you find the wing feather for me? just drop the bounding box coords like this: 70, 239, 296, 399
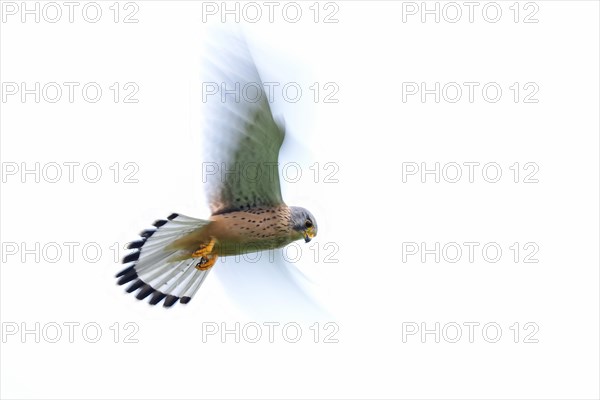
202, 35, 286, 215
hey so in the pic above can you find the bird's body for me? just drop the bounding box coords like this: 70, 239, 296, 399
115, 35, 318, 307
169, 206, 297, 257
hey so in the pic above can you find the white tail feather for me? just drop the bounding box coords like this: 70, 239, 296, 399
116, 213, 213, 307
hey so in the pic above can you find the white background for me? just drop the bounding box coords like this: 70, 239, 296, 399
1, 1, 599, 399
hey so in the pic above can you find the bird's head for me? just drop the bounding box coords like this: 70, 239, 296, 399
290, 206, 318, 243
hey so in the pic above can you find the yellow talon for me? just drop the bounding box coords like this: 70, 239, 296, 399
192, 238, 217, 270
196, 254, 217, 271
192, 238, 216, 258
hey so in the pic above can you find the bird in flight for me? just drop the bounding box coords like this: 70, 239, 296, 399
115, 36, 318, 308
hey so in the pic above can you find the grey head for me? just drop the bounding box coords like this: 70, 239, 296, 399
289, 206, 318, 243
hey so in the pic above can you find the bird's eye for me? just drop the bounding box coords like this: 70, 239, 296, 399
305, 220, 313, 228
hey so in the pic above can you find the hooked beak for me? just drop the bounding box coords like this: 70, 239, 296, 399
304, 226, 316, 243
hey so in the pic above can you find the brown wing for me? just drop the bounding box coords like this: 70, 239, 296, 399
202, 35, 286, 215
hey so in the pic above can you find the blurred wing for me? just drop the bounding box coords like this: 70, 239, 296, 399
215, 251, 331, 321
203, 36, 285, 215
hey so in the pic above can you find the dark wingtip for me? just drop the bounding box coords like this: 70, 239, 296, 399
149, 291, 167, 305
153, 219, 167, 228
140, 229, 156, 239
127, 240, 145, 249
136, 284, 155, 300
180, 296, 191, 305
163, 295, 179, 308
126, 279, 145, 293
167, 213, 179, 220
116, 265, 135, 278
117, 271, 138, 285
122, 251, 140, 264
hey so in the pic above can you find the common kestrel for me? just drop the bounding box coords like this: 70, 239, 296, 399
115, 37, 318, 307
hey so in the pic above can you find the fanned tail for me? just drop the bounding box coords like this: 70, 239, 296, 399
116, 213, 213, 307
